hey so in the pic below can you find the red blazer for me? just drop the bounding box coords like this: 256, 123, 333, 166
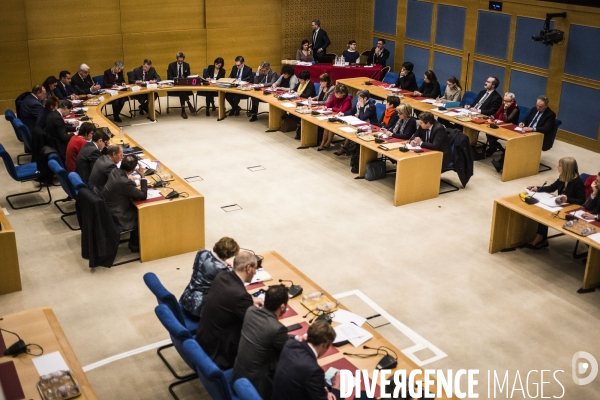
325, 95, 352, 113
65, 135, 87, 172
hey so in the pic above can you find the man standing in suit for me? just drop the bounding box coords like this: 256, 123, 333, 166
367, 38, 390, 67
167, 52, 195, 119
102, 154, 147, 252
410, 112, 452, 168
20, 85, 46, 134
76, 131, 109, 184
133, 59, 161, 115
196, 251, 263, 369
232, 285, 290, 399
311, 19, 331, 61
225, 56, 253, 116
54, 71, 78, 100
45, 99, 75, 159
519, 95, 556, 135
249, 61, 278, 122
71, 64, 101, 95
272, 320, 341, 400
88, 145, 124, 191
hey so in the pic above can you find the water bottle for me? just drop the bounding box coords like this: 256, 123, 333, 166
367, 125, 372, 134
308, 96, 312, 109
119, 126, 124, 139
156, 160, 161, 174
316, 301, 339, 312
302, 291, 324, 302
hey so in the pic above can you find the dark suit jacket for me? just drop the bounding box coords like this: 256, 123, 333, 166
272, 340, 340, 400
71, 73, 96, 95
415, 121, 452, 168
232, 306, 289, 400
88, 155, 116, 191
311, 28, 331, 57
20, 94, 44, 134
204, 65, 226, 80
132, 66, 161, 82
367, 47, 390, 67
470, 89, 502, 116
583, 193, 600, 219
538, 177, 586, 205
45, 110, 72, 158
390, 116, 417, 139
196, 269, 254, 369
54, 82, 76, 100
76, 142, 103, 184
344, 99, 379, 125
103, 69, 125, 88
396, 71, 418, 92
379, 110, 399, 130
167, 61, 191, 80
295, 80, 317, 99
101, 168, 147, 231
418, 81, 441, 99
228, 65, 253, 83
521, 107, 556, 135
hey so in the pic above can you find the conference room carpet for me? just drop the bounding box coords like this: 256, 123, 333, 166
1, 103, 599, 399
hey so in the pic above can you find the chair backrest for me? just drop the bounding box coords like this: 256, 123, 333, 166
314, 82, 321, 96
375, 103, 386, 121
439, 84, 447, 97
233, 378, 263, 400
415, 77, 424, 89
360, 50, 371, 57
460, 91, 477, 107
143, 272, 187, 326
517, 105, 530, 124
378, 66, 391, 81
48, 153, 65, 169
15, 92, 30, 119
542, 119, 561, 152
127, 71, 136, 84
155, 304, 194, 369
4, 109, 16, 122
203, 68, 208, 78
183, 339, 233, 400
382, 71, 399, 85
14, 118, 32, 150
92, 75, 104, 88
0, 143, 20, 180
68, 172, 87, 192
49, 159, 77, 198
317, 55, 335, 64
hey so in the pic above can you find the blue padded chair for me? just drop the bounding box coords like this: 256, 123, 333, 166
13, 118, 33, 164
375, 102, 386, 121
5, 109, 16, 123
439, 84, 447, 97
233, 378, 263, 400
539, 119, 562, 173
382, 71, 399, 85
182, 338, 239, 400
155, 304, 197, 400
144, 272, 199, 379
415, 77, 424, 89
460, 91, 477, 108
68, 171, 87, 192
92, 75, 104, 88
517, 105, 530, 124
0, 143, 52, 209
48, 158, 80, 230
314, 82, 321, 97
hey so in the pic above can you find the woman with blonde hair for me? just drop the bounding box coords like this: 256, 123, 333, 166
179, 237, 240, 319
526, 157, 586, 249
380, 103, 417, 139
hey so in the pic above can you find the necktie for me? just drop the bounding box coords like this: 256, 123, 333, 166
426, 129, 430, 143
143, 71, 146, 81
238, 68, 242, 80
178, 64, 182, 78
529, 112, 541, 128
313, 30, 317, 47
475, 92, 490, 110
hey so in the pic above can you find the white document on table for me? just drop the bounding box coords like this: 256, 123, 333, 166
421, 99, 436, 104
348, 328, 373, 347
338, 116, 365, 126
453, 108, 469, 113
339, 126, 357, 133
514, 126, 523, 132
445, 111, 460, 117
316, 116, 330, 120
588, 233, 600, 244
315, 109, 332, 114
406, 144, 421, 150
431, 107, 448, 113
539, 196, 568, 208
280, 102, 296, 108
572, 210, 596, 222
247, 268, 272, 285
333, 323, 366, 343
33, 351, 70, 376
146, 189, 163, 200
332, 309, 366, 327
139, 159, 157, 170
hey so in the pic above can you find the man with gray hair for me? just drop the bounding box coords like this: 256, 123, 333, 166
249, 61, 278, 121
167, 52, 195, 119
88, 144, 124, 191
519, 95, 556, 135
71, 63, 101, 95
196, 251, 264, 369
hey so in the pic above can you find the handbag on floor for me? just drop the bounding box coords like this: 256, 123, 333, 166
280, 113, 299, 132
365, 159, 387, 181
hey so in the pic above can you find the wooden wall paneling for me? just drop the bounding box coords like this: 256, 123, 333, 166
357, 0, 375, 57
120, 0, 206, 33
122, 30, 207, 82
205, 0, 280, 29
0, 41, 32, 95
0, 0, 27, 42
27, 34, 124, 86
24, 0, 121, 40
394, 0, 408, 72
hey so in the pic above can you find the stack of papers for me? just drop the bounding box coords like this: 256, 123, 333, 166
338, 126, 357, 133
338, 116, 366, 126
247, 268, 272, 285
314, 109, 332, 114
524, 190, 564, 211
146, 189, 163, 200
421, 99, 436, 104
280, 102, 296, 108
333, 322, 373, 347
588, 233, 600, 244
32, 352, 69, 376
572, 210, 596, 222
406, 144, 421, 150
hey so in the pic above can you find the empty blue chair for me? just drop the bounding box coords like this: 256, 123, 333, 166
155, 304, 197, 400
314, 82, 321, 97
539, 119, 562, 172
92, 75, 104, 88
68, 172, 87, 192
382, 71, 399, 85
48, 159, 79, 230
517, 105, 530, 124
233, 378, 262, 400
183, 338, 239, 400
460, 91, 477, 108
13, 118, 33, 161
0, 143, 51, 209
5, 109, 16, 123
375, 102, 386, 121
49, 153, 65, 169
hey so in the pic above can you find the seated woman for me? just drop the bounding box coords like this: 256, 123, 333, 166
379, 96, 400, 130
103, 61, 127, 123
272, 64, 299, 90
42, 76, 58, 104
438, 76, 462, 103
201, 57, 225, 116
312, 73, 334, 104
342, 40, 360, 64
179, 237, 240, 320
582, 173, 600, 221
414, 70, 441, 99
296, 40, 314, 62
333, 89, 378, 156
526, 157, 586, 249
294, 70, 316, 98
381, 103, 417, 139
393, 62, 418, 92
317, 83, 352, 150
36, 95, 59, 130
487, 92, 520, 164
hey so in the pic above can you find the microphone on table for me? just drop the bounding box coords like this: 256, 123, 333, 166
278, 279, 303, 298
363, 345, 398, 370
525, 181, 547, 204
401, 133, 416, 153
1, 328, 28, 357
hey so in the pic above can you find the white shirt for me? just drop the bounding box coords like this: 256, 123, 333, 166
307, 343, 319, 359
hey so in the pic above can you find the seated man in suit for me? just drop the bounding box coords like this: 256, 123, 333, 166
71, 64, 101, 95
367, 38, 390, 67
65, 122, 96, 172
311, 19, 331, 60
196, 251, 263, 369
232, 285, 290, 399
465, 76, 503, 157
76, 130, 110, 184
88, 145, 124, 191
582, 173, 600, 222
20, 85, 46, 134
133, 59, 161, 115
102, 154, 147, 252
54, 71, 78, 100
519, 95, 556, 135
410, 111, 452, 169
272, 320, 341, 400
225, 56, 253, 116
167, 52, 195, 119
45, 99, 75, 159
249, 61, 278, 122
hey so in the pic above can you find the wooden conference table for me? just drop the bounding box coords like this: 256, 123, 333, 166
255, 251, 455, 399
489, 194, 600, 292
0, 307, 98, 399
287, 62, 383, 83
99, 84, 442, 206
338, 77, 544, 182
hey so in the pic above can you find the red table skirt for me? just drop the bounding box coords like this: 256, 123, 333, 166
292, 64, 383, 84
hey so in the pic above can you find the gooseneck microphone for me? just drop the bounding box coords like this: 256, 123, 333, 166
278, 279, 303, 298
363, 345, 398, 370
1, 328, 27, 357
525, 181, 547, 204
